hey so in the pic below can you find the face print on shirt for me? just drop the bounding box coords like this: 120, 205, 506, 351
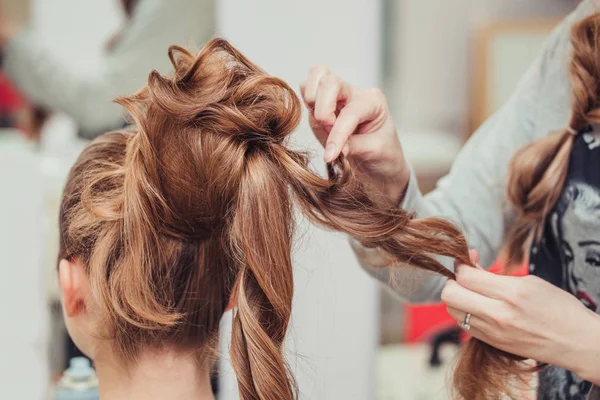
528, 131, 600, 399
535, 182, 599, 400
552, 182, 600, 312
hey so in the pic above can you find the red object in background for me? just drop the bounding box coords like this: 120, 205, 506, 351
0, 73, 26, 111
0, 72, 44, 137
404, 259, 528, 343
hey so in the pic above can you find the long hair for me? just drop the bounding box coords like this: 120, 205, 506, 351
58, 38, 523, 400
507, 14, 600, 261
449, 13, 600, 400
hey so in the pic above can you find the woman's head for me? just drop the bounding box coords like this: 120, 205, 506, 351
58, 39, 300, 398
553, 182, 600, 311
57, 38, 510, 400
58, 37, 478, 399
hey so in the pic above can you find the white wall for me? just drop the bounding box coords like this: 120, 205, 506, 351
388, 0, 576, 135
0, 135, 48, 400
14, 1, 380, 398
216, 1, 381, 399
0, 2, 122, 398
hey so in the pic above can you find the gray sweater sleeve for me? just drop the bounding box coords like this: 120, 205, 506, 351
2, 0, 214, 137
352, 1, 592, 303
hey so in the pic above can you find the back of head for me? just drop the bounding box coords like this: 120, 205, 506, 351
59, 37, 539, 400
59, 37, 472, 400
59, 39, 302, 399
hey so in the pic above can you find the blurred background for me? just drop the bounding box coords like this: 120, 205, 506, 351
0, 0, 578, 399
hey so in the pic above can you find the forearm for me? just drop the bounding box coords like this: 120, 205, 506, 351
350, 166, 454, 303
350, 6, 577, 300
350, 236, 448, 303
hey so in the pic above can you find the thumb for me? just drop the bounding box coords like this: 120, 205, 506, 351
469, 249, 480, 265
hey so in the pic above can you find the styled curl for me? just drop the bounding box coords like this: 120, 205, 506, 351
58, 38, 523, 400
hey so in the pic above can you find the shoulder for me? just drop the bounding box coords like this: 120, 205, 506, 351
531, 2, 598, 141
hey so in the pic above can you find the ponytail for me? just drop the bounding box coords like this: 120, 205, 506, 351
506, 14, 600, 265
62, 31, 600, 400
229, 152, 296, 400
274, 146, 469, 277
506, 130, 574, 262
272, 144, 531, 400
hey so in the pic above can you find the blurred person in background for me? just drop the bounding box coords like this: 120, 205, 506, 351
0, 1, 215, 397
303, 1, 600, 399
0, 0, 215, 139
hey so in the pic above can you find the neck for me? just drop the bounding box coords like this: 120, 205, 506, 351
95, 349, 214, 400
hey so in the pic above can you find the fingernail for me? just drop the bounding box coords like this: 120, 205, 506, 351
324, 143, 337, 162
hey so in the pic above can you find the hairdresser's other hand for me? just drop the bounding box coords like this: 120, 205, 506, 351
442, 265, 600, 384
300, 66, 409, 207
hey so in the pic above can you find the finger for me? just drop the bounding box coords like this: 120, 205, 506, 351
462, 326, 491, 344
453, 249, 482, 271
447, 306, 475, 328
455, 264, 515, 300
313, 74, 352, 126
457, 324, 505, 355
469, 249, 480, 265
440, 279, 498, 317
344, 130, 385, 160
323, 96, 380, 162
446, 306, 466, 324
342, 142, 350, 156
308, 114, 329, 146
446, 307, 498, 344
299, 82, 307, 104
302, 81, 331, 146
446, 307, 500, 347
303, 65, 330, 106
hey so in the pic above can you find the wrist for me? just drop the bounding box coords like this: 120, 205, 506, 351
382, 164, 410, 206
367, 164, 410, 209
569, 309, 600, 384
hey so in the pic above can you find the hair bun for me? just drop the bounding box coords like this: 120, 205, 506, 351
113, 39, 304, 242
140, 39, 301, 146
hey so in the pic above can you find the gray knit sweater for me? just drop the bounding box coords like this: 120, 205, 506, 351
350, 1, 600, 398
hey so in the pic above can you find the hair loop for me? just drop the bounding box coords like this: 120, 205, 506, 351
59, 37, 538, 400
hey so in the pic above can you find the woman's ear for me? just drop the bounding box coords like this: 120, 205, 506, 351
58, 259, 87, 318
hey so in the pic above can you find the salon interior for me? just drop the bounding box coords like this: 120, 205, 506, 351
0, 0, 577, 399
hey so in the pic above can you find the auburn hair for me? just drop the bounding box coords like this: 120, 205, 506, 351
506, 14, 600, 262
451, 13, 600, 400
59, 33, 579, 399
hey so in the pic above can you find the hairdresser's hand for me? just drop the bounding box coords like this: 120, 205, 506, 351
300, 66, 409, 207
442, 261, 600, 384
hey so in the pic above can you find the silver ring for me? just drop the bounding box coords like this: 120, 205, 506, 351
567, 126, 578, 136
461, 313, 472, 331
